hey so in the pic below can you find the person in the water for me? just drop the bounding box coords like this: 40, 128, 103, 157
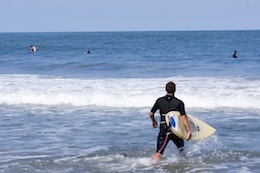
30, 45, 37, 52
233, 51, 238, 58
149, 81, 191, 163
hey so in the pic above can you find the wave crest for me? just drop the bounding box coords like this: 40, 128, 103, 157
0, 74, 259, 109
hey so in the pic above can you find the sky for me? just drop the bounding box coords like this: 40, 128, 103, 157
0, 0, 260, 33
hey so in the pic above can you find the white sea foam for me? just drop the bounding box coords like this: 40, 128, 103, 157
0, 74, 259, 109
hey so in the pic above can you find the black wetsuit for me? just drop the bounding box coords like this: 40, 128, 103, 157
151, 95, 186, 155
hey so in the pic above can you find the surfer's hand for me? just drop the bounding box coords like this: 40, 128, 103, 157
186, 131, 191, 140
152, 120, 158, 128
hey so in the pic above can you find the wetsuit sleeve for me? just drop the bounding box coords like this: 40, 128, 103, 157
179, 100, 186, 116
151, 100, 159, 114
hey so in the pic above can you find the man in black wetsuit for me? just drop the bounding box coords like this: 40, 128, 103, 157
149, 81, 191, 162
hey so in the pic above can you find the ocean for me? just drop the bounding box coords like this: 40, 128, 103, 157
0, 31, 259, 173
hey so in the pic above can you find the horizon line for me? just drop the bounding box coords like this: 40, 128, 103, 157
1, 29, 260, 34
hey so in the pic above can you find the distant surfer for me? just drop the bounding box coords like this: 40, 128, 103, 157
30, 45, 37, 52
149, 81, 191, 163
85, 48, 90, 54
233, 51, 238, 58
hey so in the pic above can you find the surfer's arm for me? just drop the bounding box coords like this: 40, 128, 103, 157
150, 112, 158, 128
181, 115, 191, 140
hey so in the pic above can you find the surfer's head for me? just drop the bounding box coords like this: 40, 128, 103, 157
166, 81, 176, 94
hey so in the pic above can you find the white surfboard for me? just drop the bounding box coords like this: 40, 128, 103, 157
165, 111, 216, 141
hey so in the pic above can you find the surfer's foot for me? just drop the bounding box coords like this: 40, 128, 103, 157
150, 153, 161, 164
179, 148, 187, 158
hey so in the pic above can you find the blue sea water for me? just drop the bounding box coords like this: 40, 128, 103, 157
0, 31, 259, 173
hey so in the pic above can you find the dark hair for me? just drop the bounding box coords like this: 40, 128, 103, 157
166, 82, 176, 93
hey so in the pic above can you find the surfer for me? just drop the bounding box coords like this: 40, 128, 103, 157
85, 48, 90, 54
30, 45, 37, 52
233, 51, 238, 58
149, 81, 191, 163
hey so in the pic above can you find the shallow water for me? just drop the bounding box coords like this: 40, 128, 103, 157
0, 105, 259, 172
